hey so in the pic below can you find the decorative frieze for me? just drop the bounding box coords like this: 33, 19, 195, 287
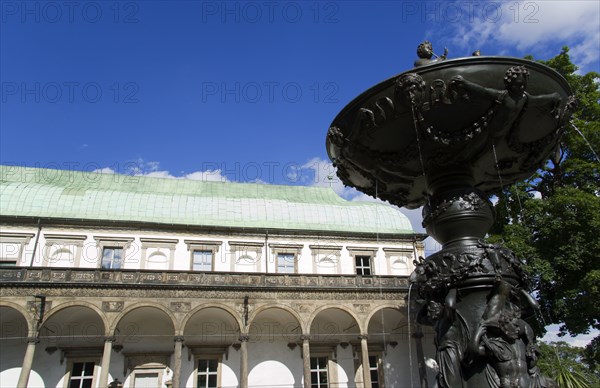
72, 272, 94, 282
170, 302, 191, 312
5, 286, 405, 302
102, 301, 124, 312
0, 267, 408, 291
353, 304, 370, 314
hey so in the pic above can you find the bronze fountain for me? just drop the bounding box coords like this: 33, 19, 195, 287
326, 42, 574, 388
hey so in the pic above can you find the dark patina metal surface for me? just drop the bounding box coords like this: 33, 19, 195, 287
326, 56, 572, 209
327, 49, 572, 388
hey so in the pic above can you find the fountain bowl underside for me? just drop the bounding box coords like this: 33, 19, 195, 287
326, 57, 572, 209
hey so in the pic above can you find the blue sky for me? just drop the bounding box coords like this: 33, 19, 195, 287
2, 0, 599, 242
1, 0, 599, 344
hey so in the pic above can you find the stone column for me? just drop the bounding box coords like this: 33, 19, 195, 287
98, 336, 115, 388
359, 335, 371, 388
301, 335, 311, 388
17, 337, 39, 388
172, 336, 184, 388
239, 335, 249, 388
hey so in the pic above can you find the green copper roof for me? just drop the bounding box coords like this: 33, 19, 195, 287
0, 165, 414, 234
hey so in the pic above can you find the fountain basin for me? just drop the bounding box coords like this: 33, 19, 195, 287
326, 56, 572, 209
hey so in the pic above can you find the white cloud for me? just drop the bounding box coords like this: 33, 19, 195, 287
182, 170, 228, 182
94, 160, 229, 182
125, 158, 160, 176
433, 0, 600, 70
541, 324, 599, 348
141, 169, 228, 182
569, 28, 600, 71
496, 1, 598, 50
140, 170, 173, 179
93, 167, 116, 174
298, 157, 358, 199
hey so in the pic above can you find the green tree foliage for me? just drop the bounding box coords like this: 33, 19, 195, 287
537, 342, 600, 388
489, 47, 600, 368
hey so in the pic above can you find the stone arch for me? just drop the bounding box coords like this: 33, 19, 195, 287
307, 305, 363, 334
366, 306, 427, 388
309, 306, 362, 343
366, 306, 408, 344
249, 305, 304, 344
0, 304, 37, 386
39, 303, 107, 348
0, 301, 33, 333
180, 303, 243, 335
110, 301, 177, 333
364, 304, 407, 331
41, 300, 109, 335
248, 304, 305, 333
182, 304, 241, 346
247, 306, 304, 388
113, 303, 176, 353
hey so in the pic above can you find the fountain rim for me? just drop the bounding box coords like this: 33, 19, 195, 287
326, 55, 572, 156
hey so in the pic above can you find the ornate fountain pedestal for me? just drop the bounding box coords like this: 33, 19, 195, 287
326, 55, 573, 388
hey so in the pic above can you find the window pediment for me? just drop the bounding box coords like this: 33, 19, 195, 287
140, 238, 178, 249
93, 236, 134, 250
0, 232, 35, 263
185, 240, 222, 254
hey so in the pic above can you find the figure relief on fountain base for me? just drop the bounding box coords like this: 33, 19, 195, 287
326, 43, 574, 388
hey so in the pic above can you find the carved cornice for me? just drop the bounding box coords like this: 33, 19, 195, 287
139, 238, 179, 247
184, 240, 222, 247
382, 248, 414, 253
268, 243, 304, 249
93, 236, 134, 250
0, 233, 35, 243
1, 286, 405, 302
0, 268, 409, 292
228, 241, 264, 248
309, 245, 342, 251
346, 246, 378, 253
139, 238, 178, 243
44, 234, 87, 248
43, 234, 87, 241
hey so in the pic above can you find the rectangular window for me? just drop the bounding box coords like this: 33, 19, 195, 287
192, 250, 213, 271
277, 253, 295, 273
310, 356, 328, 388
369, 355, 380, 388
68, 361, 95, 388
355, 255, 372, 275
197, 358, 219, 388
101, 247, 123, 269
